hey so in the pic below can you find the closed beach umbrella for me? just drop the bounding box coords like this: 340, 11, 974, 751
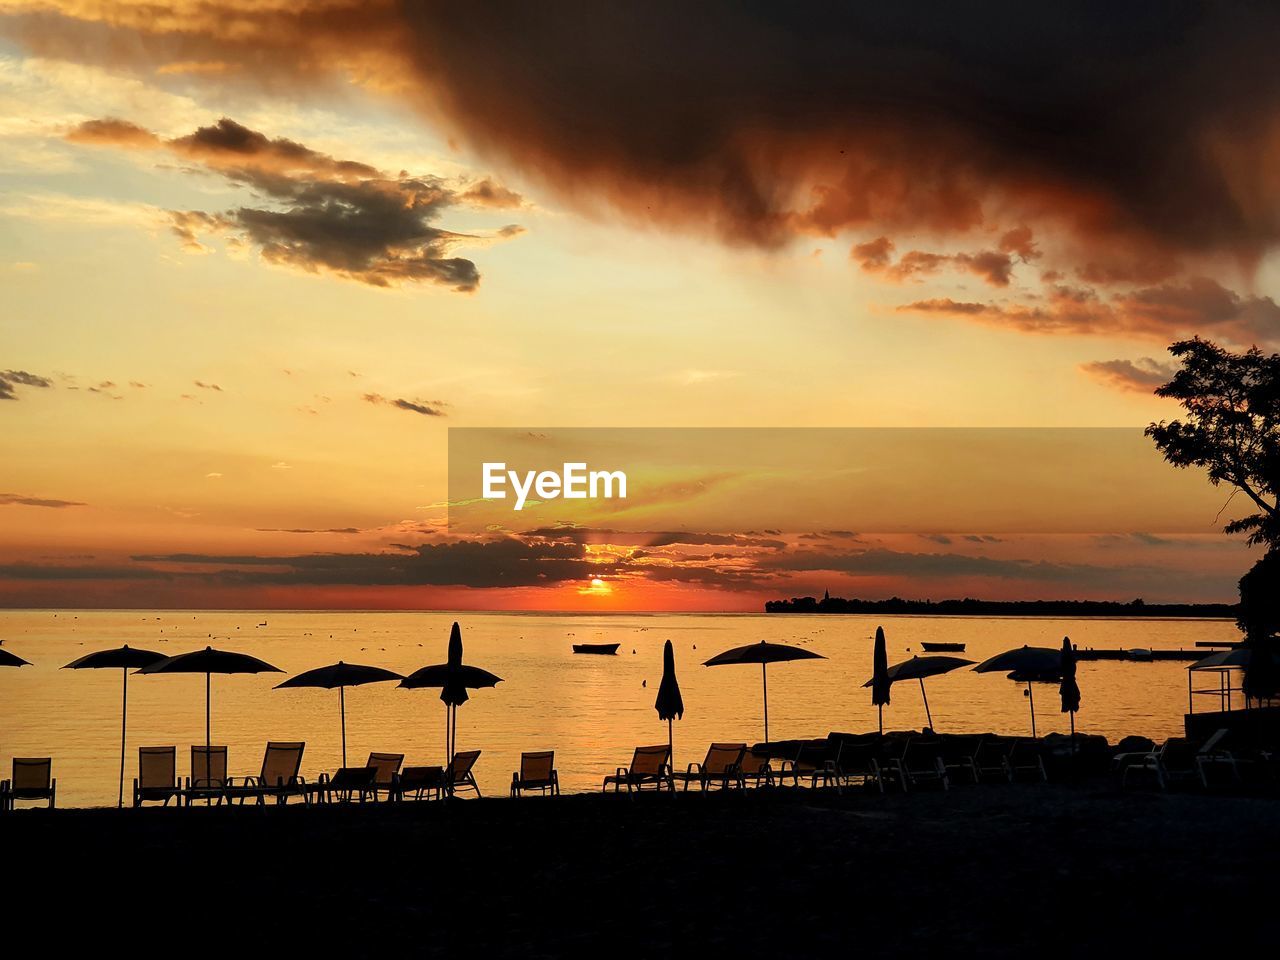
137, 646, 282, 763
654, 640, 683, 767
1059, 637, 1081, 724
400, 622, 502, 772
703, 640, 825, 743
863, 653, 974, 732
63, 644, 167, 808
275, 661, 403, 767
871, 626, 890, 734
973, 645, 1062, 738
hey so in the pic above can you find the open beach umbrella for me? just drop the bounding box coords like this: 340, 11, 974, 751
863, 654, 974, 732
0, 644, 31, 668
275, 661, 403, 767
400, 622, 502, 772
703, 640, 825, 743
654, 640, 684, 767
63, 644, 167, 808
871, 626, 890, 734
974, 645, 1062, 738
137, 646, 282, 764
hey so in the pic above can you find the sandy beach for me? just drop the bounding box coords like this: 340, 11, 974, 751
5, 782, 1276, 955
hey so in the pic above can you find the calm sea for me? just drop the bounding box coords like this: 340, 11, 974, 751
0, 610, 1238, 807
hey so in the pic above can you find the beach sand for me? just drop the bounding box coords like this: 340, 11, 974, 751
4, 783, 1275, 955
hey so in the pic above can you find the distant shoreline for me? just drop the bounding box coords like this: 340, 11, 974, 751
765, 597, 1239, 619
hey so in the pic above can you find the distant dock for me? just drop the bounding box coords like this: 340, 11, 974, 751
1073, 648, 1203, 662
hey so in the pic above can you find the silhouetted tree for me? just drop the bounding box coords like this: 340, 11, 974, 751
1238, 550, 1280, 701
1147, 337, 1280, 698
1146, 337, 1280, 547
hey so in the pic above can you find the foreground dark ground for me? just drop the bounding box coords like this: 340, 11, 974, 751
4, 783, 1275, 956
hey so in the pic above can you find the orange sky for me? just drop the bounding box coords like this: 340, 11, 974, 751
1, 4, 1277, 609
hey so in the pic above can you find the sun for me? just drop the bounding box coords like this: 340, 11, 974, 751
578, 577, 613, 597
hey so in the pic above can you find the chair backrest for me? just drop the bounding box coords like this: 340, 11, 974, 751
1199, 729, 1230, 754
703, 743, 746, 775
138, 746, 176, 789
520, 751, 555, 781
630, 745, 670, 776
904, 737, 943, 765
260, 742, 305, 785
366, 752, 404, 786
192, 745, 228, 786
447, 749, 481, 781
739, 751, 770, 774
12, 758, 51, 792
975, 736, 1013, 764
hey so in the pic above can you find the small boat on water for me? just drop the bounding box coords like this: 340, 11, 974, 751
921, 642, 966, 652
572, 643, 620, 655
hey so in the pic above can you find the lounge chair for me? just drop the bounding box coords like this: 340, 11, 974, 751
603, 745, 672, 793
672, 743, 745, 792
874, 736, 913, 791
308, 766, 376, 804
133, 746, 180, 807
737, 750, 775, 788
367, 752, 404, 801
398, 765, 445, 801
10, 758, 55, 809
778, 739, 841, 788
900, 737, 949, 790
832, 740, 883, 792
511, 751, 560, 797
0, 778, 8, 812
308, 751, 404, 804
183, 745, 228, 806
938, 735, 982, 784
398, 750, 483, 800
974, 736, 1016, 783
443, 750, 482, 797
224, 741, 308, 805
1122, 737, 1224, 790
1191, 729, 1266, 786
1007, 739, 1048, 782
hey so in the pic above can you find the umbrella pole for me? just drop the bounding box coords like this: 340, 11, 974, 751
668, 718, 674, 779
1027, 681, 1036, 738
762, 662, 770, 744
919, 677, 933, 731
340, 685, 347, 768
119, 666, 128, 809
206, 671, 212, 807
878, 704, 883, 736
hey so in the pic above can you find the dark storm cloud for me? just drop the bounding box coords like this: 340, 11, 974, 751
1079, 358, 1178, 393
761, 547, 1164, 588
17, 4, 1280, 267
900, 278, 1280, 345
0, 562, 167, 580
521, 527, 786, 550
132, 538, 610, 588
65, 117, 524, 290
0, 369, 53, 400
363, 393, 448, 417
0, 493, 85, 508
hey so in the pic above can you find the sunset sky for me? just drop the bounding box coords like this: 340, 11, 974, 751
2, 2, 1279, 609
